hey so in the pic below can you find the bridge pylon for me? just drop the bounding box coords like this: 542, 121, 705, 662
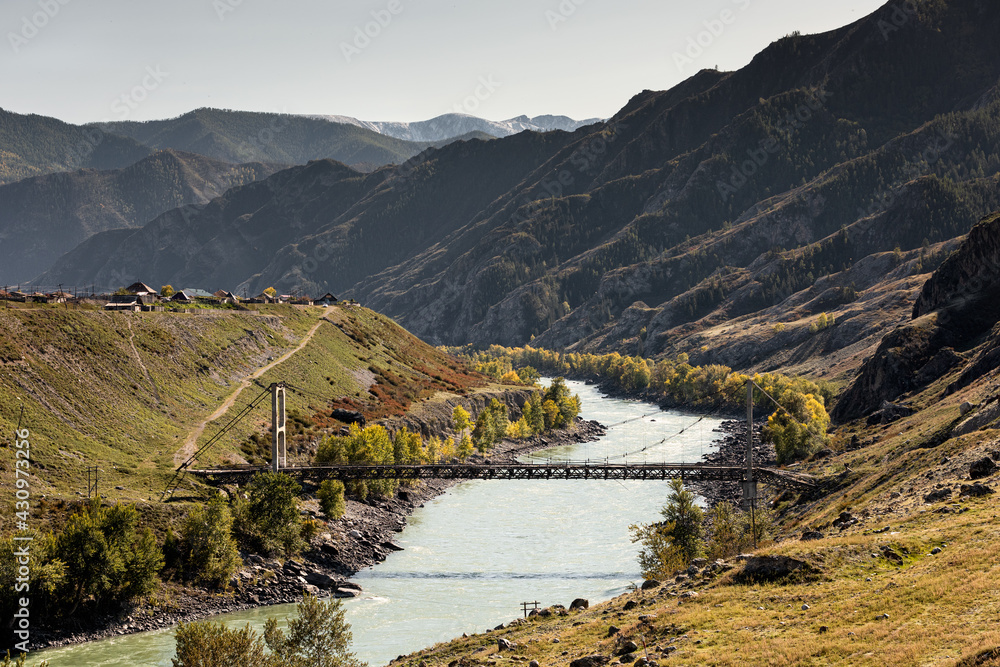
271, 382, 287, 472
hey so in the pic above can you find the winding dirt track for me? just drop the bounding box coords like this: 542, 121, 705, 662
172, 306, 334, 467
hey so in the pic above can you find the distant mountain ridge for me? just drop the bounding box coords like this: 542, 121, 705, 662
36, 0, 1000, 383
307, 112, 602, 142
0, 149, 283, 284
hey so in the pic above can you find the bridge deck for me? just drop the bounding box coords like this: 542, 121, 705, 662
188, 463, 816, 490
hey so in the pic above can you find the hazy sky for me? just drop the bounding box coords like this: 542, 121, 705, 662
2, 0, 887, 125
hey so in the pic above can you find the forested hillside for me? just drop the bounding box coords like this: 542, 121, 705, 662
95, 108, 446, 171
0, 150, 284, 284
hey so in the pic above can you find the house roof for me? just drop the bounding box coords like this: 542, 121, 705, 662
317, 292, 338, 301
109, 294, 142, 304
180, 288, 216, 299
125, 282, 158, 295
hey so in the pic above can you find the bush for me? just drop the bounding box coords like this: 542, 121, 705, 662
263, 594, 365, 667
233, 473, 305, 556
172, 621, 270, 667
55, 501, 163, 614
181, 494, 241, 587
630, 479, 703, 578
172, 594, 364, 667
317, 480, 346, 520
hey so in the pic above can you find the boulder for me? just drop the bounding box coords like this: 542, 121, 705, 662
331, 409, 366, 427
801, 530, 824, 541
881, 547, 904, 565
970, 456, 998, 480
960, 482, 995, 497
733, 555, 820, 583
334, 587, 360, 598
569, 656, 609, 667
923, 488, 952, 503
619, 653, 636, 663
570, 598, 590, 610
623, 600, 638, 611
497, 638, 514, 652
616, 641, 639, 656
640, 579, 661, 590
305, 571, 339, 589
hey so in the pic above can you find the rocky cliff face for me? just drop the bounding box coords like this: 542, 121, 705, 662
834, 212, 1000, 423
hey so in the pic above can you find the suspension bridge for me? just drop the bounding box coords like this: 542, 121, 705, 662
163, 381, 817, 502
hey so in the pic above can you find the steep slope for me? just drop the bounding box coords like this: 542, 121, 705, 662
0, 107, 151, 184
95, 108, 447, 171
834, 210, 1000, 422
0, 150, 284, 284
40, 0, 1000, 378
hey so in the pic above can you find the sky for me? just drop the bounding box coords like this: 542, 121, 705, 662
1, 0, 888, 126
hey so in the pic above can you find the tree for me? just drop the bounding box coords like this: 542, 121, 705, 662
263, 287, 277, 297
55, 501, 163, 614
233, 472, 304, 556
161, 285, 175, 298
172, 621, 272, 667
181, 494, 241, 587
263, 594, 365, 667
317, 480, 346, 520
660, 479, 704, 563
630, 479, 704, 578
452, 406, 471, 437
457, 433, 474, 461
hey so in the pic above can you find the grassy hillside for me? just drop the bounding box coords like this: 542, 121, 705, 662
0, 303, 486, 519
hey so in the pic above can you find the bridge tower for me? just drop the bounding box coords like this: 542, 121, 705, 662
271, 382, 287, 472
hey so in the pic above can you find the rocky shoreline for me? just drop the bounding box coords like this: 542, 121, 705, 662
33, 417, 607, 652
688, 418, 775, 508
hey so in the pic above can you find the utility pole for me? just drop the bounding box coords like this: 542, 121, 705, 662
87, 466, 100, 499
743, 380, 758, 549
271, 383, 287, 472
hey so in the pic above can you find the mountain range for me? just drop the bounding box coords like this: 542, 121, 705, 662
16, 0, 1000, 393
308, 112, 602, 142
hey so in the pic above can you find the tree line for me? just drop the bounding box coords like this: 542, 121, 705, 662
450, 345, 832, 464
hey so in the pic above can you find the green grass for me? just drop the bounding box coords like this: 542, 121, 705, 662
0, 304, 487, 522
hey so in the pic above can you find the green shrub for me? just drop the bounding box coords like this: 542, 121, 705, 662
181, 494, 241, 588
317, 480, 346, 520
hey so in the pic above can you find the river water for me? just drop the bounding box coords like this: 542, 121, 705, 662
32, 380, 723, 667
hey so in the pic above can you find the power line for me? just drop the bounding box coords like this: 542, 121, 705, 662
160, 385, 273, 501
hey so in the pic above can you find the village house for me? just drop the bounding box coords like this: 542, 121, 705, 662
104, 294, 144, 312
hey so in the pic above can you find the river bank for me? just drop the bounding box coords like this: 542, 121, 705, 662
31, 417, 607, 652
